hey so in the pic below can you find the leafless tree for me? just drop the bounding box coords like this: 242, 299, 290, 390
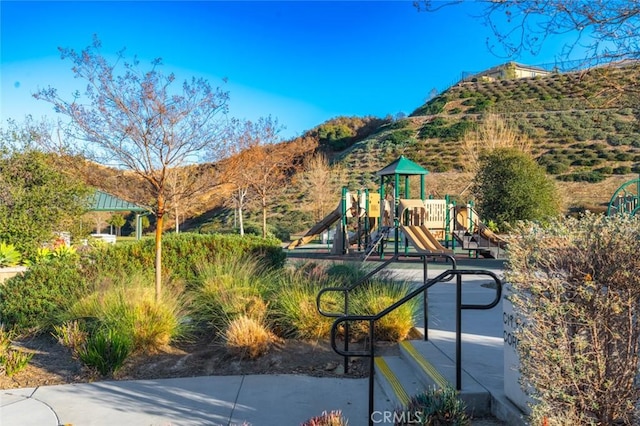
223, 116, 316, 238
415, 1, 640, 65
34, 36, 229, 300
296, 153, 345, 222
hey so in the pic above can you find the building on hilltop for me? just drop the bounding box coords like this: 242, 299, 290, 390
470, 61, 552, 82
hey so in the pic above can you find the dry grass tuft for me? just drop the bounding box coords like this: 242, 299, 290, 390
224, 315, 278, 360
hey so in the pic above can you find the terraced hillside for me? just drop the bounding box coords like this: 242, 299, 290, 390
330, 64, 640, 210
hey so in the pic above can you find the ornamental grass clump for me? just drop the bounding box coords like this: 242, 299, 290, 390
506, 213, 640, 425
270, 265, 342, 341
69, 272, 185, 354
189, 257, 272, 332
394, 386, 469, 426
224, 314, 278, 360
351, 280, 419, 342
0, 326, 33, 377
301, 410, 348, 426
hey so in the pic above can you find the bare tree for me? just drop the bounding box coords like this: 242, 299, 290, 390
462, 113, 531, 175
219, 117, 278, 236
227, 118, 317, 238
296, 153, 345, 222
415, 1, 640, 65
165, 164, 211, 234
34, 37, 229, 300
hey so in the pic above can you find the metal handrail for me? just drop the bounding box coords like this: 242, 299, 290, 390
317, 253, 456, 373
328, 268, 503, 426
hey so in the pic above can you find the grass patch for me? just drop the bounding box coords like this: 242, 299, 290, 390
351, 280, 419, 342
68, 272, 186, 354
189, 257, 272, 331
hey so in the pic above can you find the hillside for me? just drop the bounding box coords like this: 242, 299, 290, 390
329, 63, 640, 211
82, 63, 640, 234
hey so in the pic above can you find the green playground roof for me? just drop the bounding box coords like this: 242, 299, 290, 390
376, 156, 429, 177
90, 190, 149, 212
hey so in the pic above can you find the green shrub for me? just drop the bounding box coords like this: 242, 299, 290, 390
613, 166, 632, 174
473, 148, 560, 228
0, 259, 87, 332
556, 171, 605, 183
87, 233, 286, 284
411, 96, 447, 116
394, 386, 470, 425
0, 242, 21, 267
544, 162, 569, 175
78, 327, 132, 376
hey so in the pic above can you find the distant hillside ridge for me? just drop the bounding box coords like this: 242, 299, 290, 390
76, 62, 640, 234
333, 63, 640, 185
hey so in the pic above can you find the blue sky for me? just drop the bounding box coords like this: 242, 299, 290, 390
1, 1, 579, 139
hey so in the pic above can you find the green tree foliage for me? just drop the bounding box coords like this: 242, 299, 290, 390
311, 116, 389, 151
472, 148, 559, 227
107, 214, 126, 236
0, 149, 91, 255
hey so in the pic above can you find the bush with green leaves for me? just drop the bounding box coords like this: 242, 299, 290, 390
87, 232, 286, 284
78, 327, 132, 376
394, 386, 469, 426
0, 146, 91, 256
472, 148, 560, 228
506, 213, 640, 425
0, 242, 21, 267
0, 258, 88, 332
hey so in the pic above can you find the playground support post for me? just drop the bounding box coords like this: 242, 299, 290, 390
341, 187, 348, 255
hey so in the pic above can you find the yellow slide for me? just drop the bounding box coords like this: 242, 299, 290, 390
454, 206, 507, 249
401, 225, 453, 254
287, 205, 342, 249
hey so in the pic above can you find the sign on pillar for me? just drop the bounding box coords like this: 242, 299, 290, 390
503, 284, 534, 414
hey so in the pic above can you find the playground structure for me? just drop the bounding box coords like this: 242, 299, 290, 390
288, 156, 508, 259
607, 175, 640, 216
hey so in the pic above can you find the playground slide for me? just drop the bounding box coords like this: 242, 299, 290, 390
401, 225, 453, 254
287, 205, 342, 249
478, 224, 507, 249
454, 206, 507, 249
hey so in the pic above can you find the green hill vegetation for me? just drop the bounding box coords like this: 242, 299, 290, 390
316, 64, 640, 212
64, 63, 640, 234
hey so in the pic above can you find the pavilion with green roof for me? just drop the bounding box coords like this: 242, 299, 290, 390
376, 156, 430, 254
89, 190, 150, 240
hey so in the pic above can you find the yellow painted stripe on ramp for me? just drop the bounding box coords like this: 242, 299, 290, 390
374, 357, 410, 407
400, 341, 449, 389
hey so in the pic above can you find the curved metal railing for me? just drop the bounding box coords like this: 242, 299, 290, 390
327, 268, 503, 426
